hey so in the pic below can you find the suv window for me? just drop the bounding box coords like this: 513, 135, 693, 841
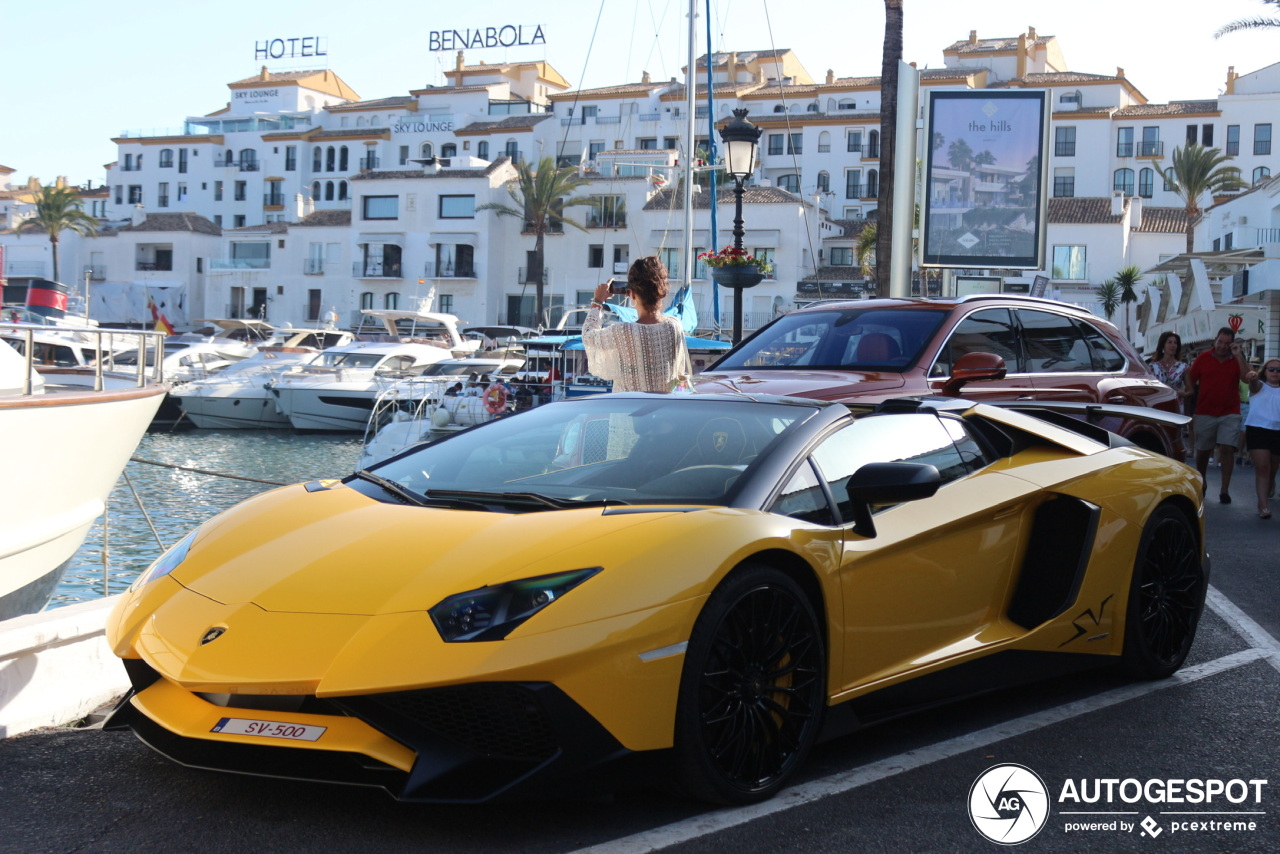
717, 308, 949, 370
1021, 309, 1093, 373
931, 308, 1023, 377
1075, 319, 1126, 372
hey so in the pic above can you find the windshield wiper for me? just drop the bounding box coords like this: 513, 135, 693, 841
350, 469, 429, 507
423, 490, 630, 510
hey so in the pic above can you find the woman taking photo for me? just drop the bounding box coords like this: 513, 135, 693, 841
582, 256, 692, 393
1243, 357, 1280, 519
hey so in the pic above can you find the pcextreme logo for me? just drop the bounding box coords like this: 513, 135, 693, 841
969, 764, 1051, 845
969, 765, 1268, 845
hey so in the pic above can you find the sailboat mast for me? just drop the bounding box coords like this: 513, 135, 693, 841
682, 0, 696, 290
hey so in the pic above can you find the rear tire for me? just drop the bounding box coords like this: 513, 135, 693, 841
672, 564, 825, 804
1121, 505, 1205, 679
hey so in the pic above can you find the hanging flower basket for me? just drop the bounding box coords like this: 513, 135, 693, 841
710, 265, 766, 290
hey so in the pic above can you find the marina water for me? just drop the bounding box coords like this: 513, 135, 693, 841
53, 430, 363, 608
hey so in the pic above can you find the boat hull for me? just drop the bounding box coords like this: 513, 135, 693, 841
177, 386, 291, 429
0, 381, 167, 618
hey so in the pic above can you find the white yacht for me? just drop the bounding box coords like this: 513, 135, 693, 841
171, 328, 356, 429
0, 324, 168, 620
268, 308, 472, 431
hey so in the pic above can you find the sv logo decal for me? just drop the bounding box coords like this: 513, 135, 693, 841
1058, 594, 1113, 647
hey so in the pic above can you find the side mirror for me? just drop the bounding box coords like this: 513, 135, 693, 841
940, 351, 1007, 397
845, 462, 942, 538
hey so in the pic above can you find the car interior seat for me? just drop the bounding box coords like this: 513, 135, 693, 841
855, 332, 901, 363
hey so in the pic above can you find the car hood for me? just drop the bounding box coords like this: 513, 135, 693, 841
171, 483, 675, 616
694, 369, 906, 400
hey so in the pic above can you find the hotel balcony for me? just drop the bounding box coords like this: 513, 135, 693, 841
210, 258, 270, 270
303, 259, 325, 275
354, 261, 402, 279
424, 262, 476, 279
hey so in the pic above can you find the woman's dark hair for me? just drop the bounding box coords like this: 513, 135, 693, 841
626, 256, 669, 313
1154, 330, 1182, 359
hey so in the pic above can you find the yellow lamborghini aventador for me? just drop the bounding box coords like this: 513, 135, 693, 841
105, 393, 1207, 805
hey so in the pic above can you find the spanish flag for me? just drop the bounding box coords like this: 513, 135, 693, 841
147, 294, 175, 335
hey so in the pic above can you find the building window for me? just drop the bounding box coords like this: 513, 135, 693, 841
285, 146, 297, 171
659, 247, 681, 279
234, 215, 245, 227
362, 195, 398, 220
752, 248, 776, 278
867, 130, 880, 158
1227, 125, 1240, 155
114, 185, 122, 204
1052, 245, 1087, 280
588, 195, 626, 228
866, 169, 878, 197
385, 292, 400, 310
817, 171, 830, 193
238, 149, 258, 170
1139, 127, 1161, 158
1254, 123, 1272, 155
438, 195, 475, 218
638, 138, 657, 150
477, 141, 489, 159
830, 247, 853, 266
778, 174, 801, 193
845, 169, 862, 199
1203, 124, 1214, 147
338, 181, 348, 201
128, 185, 142, 204
312, 148, 322, 171
398, 145, 409, 166
441, 143, 457, 158
435, 243, 474, 277
1254, 166, 1271, 185
213, 215, 222, 227
234, 181, 247, 201
588, 244, 604, 268
1113, 168, 1135, 196
437, 294, 453, 314
788, 133, 802, 155
339, 146, 349, 171
1117, 127, 1134, 158
214, 181, 223, 201
1138, 168, 1154, 198
1053, 168, 1075, 198
1054, 126, 1076, 157
1058, 90, 1081, 105
1186, 124, 1198, 145
157, 182, 169, 208
360, 292, 374, 310
324, 182, 335, 201
767, 134, 784, 156
177, 182, 188, 202
159, 149, 173, 168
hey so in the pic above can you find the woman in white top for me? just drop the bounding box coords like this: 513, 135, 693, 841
1243, 357, 1280, 518
582, 256, 692, 393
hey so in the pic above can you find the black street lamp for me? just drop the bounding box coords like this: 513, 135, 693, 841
717, 109, 762, 344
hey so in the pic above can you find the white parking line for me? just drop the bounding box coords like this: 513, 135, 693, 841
580, 584, 1275, 854
1206, 584, 1280, 673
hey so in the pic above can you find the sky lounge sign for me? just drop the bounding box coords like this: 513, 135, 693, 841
428, 25, 546, 52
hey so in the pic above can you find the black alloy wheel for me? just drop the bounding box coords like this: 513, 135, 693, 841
673, 564, 825, 804
1122, 505, 1206, 679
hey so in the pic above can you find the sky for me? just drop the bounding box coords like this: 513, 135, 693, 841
3, 0, 1277, 188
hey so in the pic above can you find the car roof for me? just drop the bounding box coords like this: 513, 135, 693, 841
791, 295, 1098, 318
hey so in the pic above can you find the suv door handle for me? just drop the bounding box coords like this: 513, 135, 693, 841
1107, 394, 1126, 403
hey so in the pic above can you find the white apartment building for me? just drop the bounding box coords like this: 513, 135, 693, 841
3, 28, 1279, 346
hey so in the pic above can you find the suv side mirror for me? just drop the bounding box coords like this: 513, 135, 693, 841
940, 352, 1007, 397
845, 462, 942, 538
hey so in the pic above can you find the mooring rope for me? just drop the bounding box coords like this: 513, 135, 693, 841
129, 456, 291, 486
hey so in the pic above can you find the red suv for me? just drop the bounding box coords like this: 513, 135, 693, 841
696, 295, 1183, 457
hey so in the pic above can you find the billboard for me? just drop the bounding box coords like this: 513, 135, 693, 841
921, 91, 1048, 269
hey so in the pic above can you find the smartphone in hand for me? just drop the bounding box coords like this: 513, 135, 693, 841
608, 278, 627, 294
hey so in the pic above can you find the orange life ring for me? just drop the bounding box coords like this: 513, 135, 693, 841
483, 382, 509, 414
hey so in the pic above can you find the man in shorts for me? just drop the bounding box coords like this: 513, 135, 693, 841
1186, 327, 1252, 503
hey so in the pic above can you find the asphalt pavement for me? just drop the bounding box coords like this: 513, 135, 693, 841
1, 462, 1277, 854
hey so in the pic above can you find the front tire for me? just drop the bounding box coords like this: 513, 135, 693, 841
1122, 505, 1206, 679
673, 564, 825, 804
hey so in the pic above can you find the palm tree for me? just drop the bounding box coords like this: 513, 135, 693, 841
874, 0, 904, 296
1112, 264, 1144, 340
855, 221, 878, 282
476, 156, 594, 324
1215, 0, 1280, 36
1152, 144, 1249, 252
1095, 280, 1122, 321
16, 184, 98, 284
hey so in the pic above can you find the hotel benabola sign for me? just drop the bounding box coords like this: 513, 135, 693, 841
428, 25, 546, 52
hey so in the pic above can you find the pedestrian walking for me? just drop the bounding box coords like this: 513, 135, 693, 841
1243, 358, 1280, 519
1186, 327, 1251, 502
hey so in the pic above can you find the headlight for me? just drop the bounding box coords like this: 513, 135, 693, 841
428, 568, 600, 642
129, 530, 198, 590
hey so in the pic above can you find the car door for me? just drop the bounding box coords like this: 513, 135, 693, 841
1020, 309, 1102, 402
927, 307, 1038, 401
807, 412, 1042, 694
